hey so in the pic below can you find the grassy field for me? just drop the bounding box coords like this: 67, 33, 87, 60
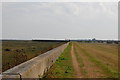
2, 40, 65, 72
45, 42, 119, 78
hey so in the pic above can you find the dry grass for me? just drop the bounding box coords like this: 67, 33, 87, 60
2, 40, 65, 72
45, 42, 119, 78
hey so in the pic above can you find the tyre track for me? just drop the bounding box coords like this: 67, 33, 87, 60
71, 43, 81, 78
74, 42, 106, 78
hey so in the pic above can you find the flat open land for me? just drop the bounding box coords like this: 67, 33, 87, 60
2, 40, 65, 72
45, 42, 119, 78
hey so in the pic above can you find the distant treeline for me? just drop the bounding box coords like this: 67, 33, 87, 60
32, 39, 119, 44
32, 39, 70, 42
2, 39, 119, 44
71, 40, 119, 44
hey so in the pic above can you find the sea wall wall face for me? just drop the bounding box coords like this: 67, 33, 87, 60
2, 43, 69, 79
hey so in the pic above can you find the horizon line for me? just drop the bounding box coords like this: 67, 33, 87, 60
1, 38, 119, 41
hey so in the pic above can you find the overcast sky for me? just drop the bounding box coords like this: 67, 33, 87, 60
2, 2, 118, 40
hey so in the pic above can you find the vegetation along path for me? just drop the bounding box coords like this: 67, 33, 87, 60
45, 42, 119, 78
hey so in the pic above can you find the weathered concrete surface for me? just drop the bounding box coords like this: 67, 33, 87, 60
2, 43, 69, 78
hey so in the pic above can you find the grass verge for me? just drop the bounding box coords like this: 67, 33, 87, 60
44, 43, 75, 78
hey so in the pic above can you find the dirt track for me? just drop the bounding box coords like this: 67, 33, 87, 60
46, 42, 119, 78
71, 42, 118, 78
71, 44, 81, 78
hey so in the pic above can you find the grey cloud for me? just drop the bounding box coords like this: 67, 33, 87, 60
2, 2, 118, 40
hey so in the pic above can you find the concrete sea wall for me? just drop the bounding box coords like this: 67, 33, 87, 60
2, 43, 69, 79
